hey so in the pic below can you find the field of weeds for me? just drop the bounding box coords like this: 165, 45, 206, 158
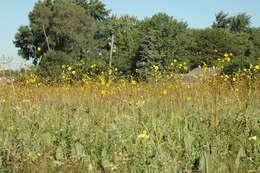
0, 74, 259, 173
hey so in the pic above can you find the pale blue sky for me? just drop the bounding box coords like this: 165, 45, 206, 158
0, 0, 260, 69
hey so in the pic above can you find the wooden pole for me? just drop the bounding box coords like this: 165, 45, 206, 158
109, 34, 114, 68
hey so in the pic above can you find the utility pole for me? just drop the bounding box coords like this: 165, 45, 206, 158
109, 34, 114, 68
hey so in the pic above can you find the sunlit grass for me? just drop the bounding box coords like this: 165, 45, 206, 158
0, 76, 259, 172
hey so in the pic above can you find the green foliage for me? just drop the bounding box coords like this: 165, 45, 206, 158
186, 28, 253, 68
135, 13, 188, 74
0, 83, 259, 172
72, 0, 110, 21
230, 13, 251, 32
102, 15, 141, 73
246, 27, 260, 57
38, 50, 74, 79
222, 55, 258, 75
14, 0, 102, 72
212, 11, 251, 32
212, 11, 230, 29
13, 26, 35, 61
13, 3, 260, 78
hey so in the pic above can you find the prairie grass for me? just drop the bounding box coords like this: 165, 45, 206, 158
0, 79, 259, 173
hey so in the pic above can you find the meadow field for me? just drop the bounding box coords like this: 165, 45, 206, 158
1, 0, 260, 172
0, 71, 259, 173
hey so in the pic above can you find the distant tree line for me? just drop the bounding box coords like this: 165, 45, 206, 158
14, 0, 260, 78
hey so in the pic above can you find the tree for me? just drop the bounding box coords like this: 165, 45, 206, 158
134, 13, 188, 72
212, 11, 251, 32
186, 28, 253, 68
72, 0, 110, 21
230, 13, 251, 32
101, 15, 141, 73
14, 0, 99, 68
246, 27, 260, 59
212, 11, 230, 29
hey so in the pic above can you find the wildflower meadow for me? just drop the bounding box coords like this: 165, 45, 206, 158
0, 59, 259, 173
1, 0, 260, 172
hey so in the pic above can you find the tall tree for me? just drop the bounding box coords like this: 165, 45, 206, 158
72, 0, 110, 21
212, 11, 230, 29
212, 11, 251, 32
14, 0, 99, 66
135, 13, 188, 72
230, 13, 251, 32
102, 15, 141, 73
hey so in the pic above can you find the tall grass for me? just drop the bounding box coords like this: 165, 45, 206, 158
0, 79, 259, 173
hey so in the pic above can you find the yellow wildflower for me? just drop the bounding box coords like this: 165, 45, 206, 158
131, 80, 137, 85
108, 69, 113, 75
71, 70, 76, 75
137, 130, 149, 139
224, 57, 231, 62
143, 130, 149, 135
67, 67, 72, 71
249, 136, 257, 141
91, 64, 97, 69
162, 89, 168, 95
27, 152, 33, 158
101, 90, 106, 96
255, 65, 259, 70
153, 65, 159, 71
224, 53, 229, 57
37, 47, 42, 51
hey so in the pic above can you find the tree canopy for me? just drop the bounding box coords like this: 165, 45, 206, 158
14, 2, 259, 77
212, 11, 251, 32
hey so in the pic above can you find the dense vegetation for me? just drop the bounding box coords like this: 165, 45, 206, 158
0, 78, 259, 173
0, 0, 259, 172
13, 0, 260, 80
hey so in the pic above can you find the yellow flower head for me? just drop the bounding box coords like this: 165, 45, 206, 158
67, 67, 72, 71
37, 47, 42, 51
71, 70, 76, 75
255, 65, 259, 70
131, 80, 137, 85
224, 53, 229, 57
91, 64, 97, 69
153, 65, 159, 71
224, 57, 231, 62
249, 136, 257, 141
162, 89, 168, 95
108, 69, 113, 75
137, 130, 149, 139
143, 130, 149, 135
